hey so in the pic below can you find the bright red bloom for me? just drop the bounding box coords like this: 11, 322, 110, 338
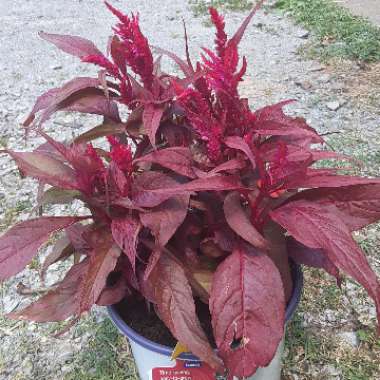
107, 136, 133, 174
209, 7, 228, 59
81, 54, 121, 79
105, 2, 153, 88
176, 88, 223, 162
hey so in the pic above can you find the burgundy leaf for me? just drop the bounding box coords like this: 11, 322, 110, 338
149, 253, 223, 372
40, 188, 80, 209
142, 103, 165, 146
225, 136, 256, 169
286, 237, 340, 282
96, 276, 128, 306
210, 244, 285, 378
25, 77, 100, 126
288, 169, 380, 189
146, 175, 244, 196
288, 184, 380, 231
23, 87, 63, 126
229, 0, 265, 46
140, 194, 190, 247
41, 235, 74, 279
134, 147, 196, 179
143, 249, 162, 281
110, 36, 127, 76
66, 223, 91, 254
9, 259, 88, 322
270, 200, 380, 331
74, 122, 126, 144
61, 89, 120, 122
154, 46, 194, 77
194, 158, 246, 178
6, 150, 79, 190
0, 216, 85, 280
111, 216, 141, 271
223, 192, 268, 250
79, 230, 122, 312
131, 172, 181, 208
253, 101, 323, 143
39, 32, 103, 58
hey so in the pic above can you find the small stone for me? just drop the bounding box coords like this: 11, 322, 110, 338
295, 80, 313, 90
297, 29, 309, 39
50, 64, 63, 70
324, 309, 337, 322
309, 64, 326, 72
323, 364, 341, 377
2, 295, 20, 313
339, 331, 359, 347
58, 343, 74, 362
318, 74, 331, 83
326, 101, 341, 111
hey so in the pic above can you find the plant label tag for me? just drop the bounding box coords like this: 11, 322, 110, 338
151, 360, 216, 380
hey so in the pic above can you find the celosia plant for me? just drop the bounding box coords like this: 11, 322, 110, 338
1, 1, 380, 378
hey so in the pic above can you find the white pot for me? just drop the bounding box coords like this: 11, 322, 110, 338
108, 264, 303, 380
127, 333, 284, 380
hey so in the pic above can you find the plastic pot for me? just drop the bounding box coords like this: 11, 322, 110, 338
107, 263, 303, 380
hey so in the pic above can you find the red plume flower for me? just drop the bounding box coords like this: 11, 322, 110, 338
105, 2, 154, 88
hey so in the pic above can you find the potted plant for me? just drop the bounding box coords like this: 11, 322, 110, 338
1, 1, 380, 379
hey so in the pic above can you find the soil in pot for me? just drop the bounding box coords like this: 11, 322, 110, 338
115, 296, 216, 347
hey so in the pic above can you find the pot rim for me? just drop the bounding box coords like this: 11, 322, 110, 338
107, 262, 303, 361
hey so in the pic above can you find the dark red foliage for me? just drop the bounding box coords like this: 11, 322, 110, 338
2, 2, 380, 378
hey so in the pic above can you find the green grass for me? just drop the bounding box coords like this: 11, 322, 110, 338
190, 0, 253, 16
65, 318, 137, 380
275, 0, 380, 62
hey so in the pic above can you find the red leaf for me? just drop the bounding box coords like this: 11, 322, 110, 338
60, 89, 120, 122
9, 260, 88, 322
140, 194, 190, 247
253, 101, 323, 143
7, 150, 79, 190
41, 235, 74, 279
111, 216, 141, 271
225, 136, 256, 169
134, 147, 196, 179
79, 230, 122, 312
210, 244, 285, 378
39, 32, 102, 58
131, 172, 181, 207
74, 122, 126, 144
270, 200, 380, 331
194, 158, 246, 178
288, 184, 380, 231
96, 276, 128, 306
24, 77, 100, 126
0, 217, 85, 280
142, 103, 164, 146
229, 0, 264, 46
148, 254, 223, 372
143, 249, 162, 281
288, 169, 380, 189
223, 192, 268, 251
65, 223, 91, 254
154, 47, 194, 77
146, 175, 244, 196
286, 237, 340, 282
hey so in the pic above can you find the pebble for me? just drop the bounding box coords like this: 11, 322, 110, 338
296, 29, 310, 39
318, 73, 331, 83
339, 331, 359, 348
326, 101, 341, 111
323, 364, 342, 377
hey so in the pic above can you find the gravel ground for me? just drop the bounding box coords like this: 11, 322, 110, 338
0, 1, 379, 379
